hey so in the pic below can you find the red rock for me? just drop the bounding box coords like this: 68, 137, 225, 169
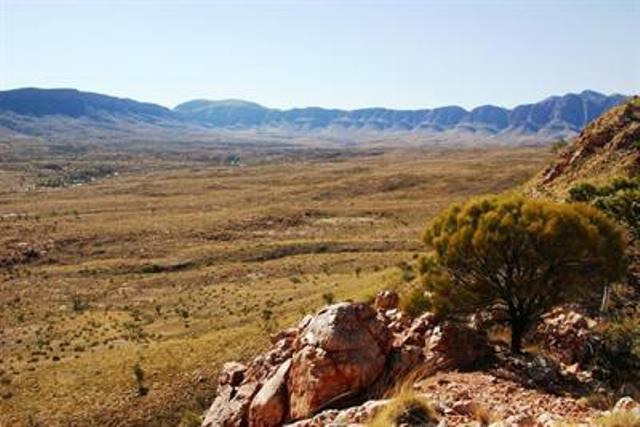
249, 359, 291, 427
426, 322, 491, 369
287, 303, 392, 419
374, 290, 400, 312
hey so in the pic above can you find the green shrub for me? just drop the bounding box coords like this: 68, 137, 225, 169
568, 178, 640, 238
423, 195, 626, 353
400, 288, 430, 318
595, 314, 640, 387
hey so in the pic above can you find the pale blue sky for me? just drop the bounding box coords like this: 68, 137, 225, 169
0, 0, 638, 110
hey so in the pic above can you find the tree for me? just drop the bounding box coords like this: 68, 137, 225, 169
423, 195, 627, 353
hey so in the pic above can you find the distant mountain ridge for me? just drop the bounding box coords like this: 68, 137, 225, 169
0, 88, 628, 142
174, 90, 627, 137
0, 88, 175, 121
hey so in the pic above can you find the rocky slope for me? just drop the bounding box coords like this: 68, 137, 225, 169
529, 95, 640, 198
199, 291, 631, 426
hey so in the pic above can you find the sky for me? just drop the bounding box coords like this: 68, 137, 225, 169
0, 0, 638, 110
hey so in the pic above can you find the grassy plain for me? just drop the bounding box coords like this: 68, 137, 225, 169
0, 146, 551, 426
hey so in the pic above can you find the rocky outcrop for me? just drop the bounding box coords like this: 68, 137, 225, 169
202, 290, 494, 426
202, 299, 399, 426
287, 302, 392, 419
534, 306, 600, 365
249, 360, 291, 427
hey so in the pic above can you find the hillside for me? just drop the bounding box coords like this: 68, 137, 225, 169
175, 90, 626, 138
529, 95, 640, 198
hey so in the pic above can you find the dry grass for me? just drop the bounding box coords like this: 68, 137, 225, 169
0, 146, 551, 425
369, 389, 439, 427
594, 411, 640, 427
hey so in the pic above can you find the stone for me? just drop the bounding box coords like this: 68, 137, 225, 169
218, 361, 246, 387
249, 359, 291, 427
374, 290, 400, 312
287, 303, 392, 419
426, 322, 491, 370
202, 381, 259, 427
613, 396, 640, 413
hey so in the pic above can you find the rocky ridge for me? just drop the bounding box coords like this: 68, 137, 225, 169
530, 95, 640, 197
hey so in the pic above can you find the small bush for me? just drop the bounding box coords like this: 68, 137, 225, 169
595, 314, 640, 387
322, 292, 335, 305
132, 363, 148, 397
400, 288, 430, 318
369, 390, 439, 427
568, 178, 640, 238
70, 294, 89, 313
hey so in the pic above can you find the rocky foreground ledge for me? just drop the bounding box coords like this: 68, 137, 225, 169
201, 292, 638, 426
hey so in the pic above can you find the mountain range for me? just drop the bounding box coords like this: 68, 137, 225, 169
0, 88, 628, 144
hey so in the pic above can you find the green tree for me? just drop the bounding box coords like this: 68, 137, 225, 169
423, 196, 626, 353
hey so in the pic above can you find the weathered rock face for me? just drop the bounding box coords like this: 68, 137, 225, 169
287, 302, 393, 419
426, 322, 492, 370
374, 290, 400, 312
202, 362, 250, 427
202, 323, 299, 427
202, 301, 394, 426
534, 307, 600, 365
249, 359, 291, 427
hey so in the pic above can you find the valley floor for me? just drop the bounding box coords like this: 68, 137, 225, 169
0, 146, 551, 426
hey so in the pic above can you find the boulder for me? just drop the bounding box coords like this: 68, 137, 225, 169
202, 381, 259, 427
374, 290, 400, 312
287, 302, 393, 419
400, 311, 438, 347
613, 396, 640, 413
249, 359, 292, 427
218, 361, 246, 387
426, 322, 491, 370
203, 330, 296, 427
535, 307, 600, 365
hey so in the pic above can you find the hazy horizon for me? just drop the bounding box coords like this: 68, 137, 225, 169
0, 0, 638, 110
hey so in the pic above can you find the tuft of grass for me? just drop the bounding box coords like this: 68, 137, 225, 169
473, 403, 497, 426
369, 389, 439, 427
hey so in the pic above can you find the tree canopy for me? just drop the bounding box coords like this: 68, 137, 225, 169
422, 195, 627, 352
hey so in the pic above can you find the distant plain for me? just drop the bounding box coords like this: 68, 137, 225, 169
0, 144, 552, 426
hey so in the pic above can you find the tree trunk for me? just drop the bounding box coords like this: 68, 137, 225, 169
510, 320, 527, 354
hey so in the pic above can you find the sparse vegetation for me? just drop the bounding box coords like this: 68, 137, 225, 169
0, 147, 551, 426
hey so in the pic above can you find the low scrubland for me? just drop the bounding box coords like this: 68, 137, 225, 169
0, 146, 551, 426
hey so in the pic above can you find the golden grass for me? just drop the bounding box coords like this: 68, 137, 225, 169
369, 389, 439, 427
0, 146, 551, 425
